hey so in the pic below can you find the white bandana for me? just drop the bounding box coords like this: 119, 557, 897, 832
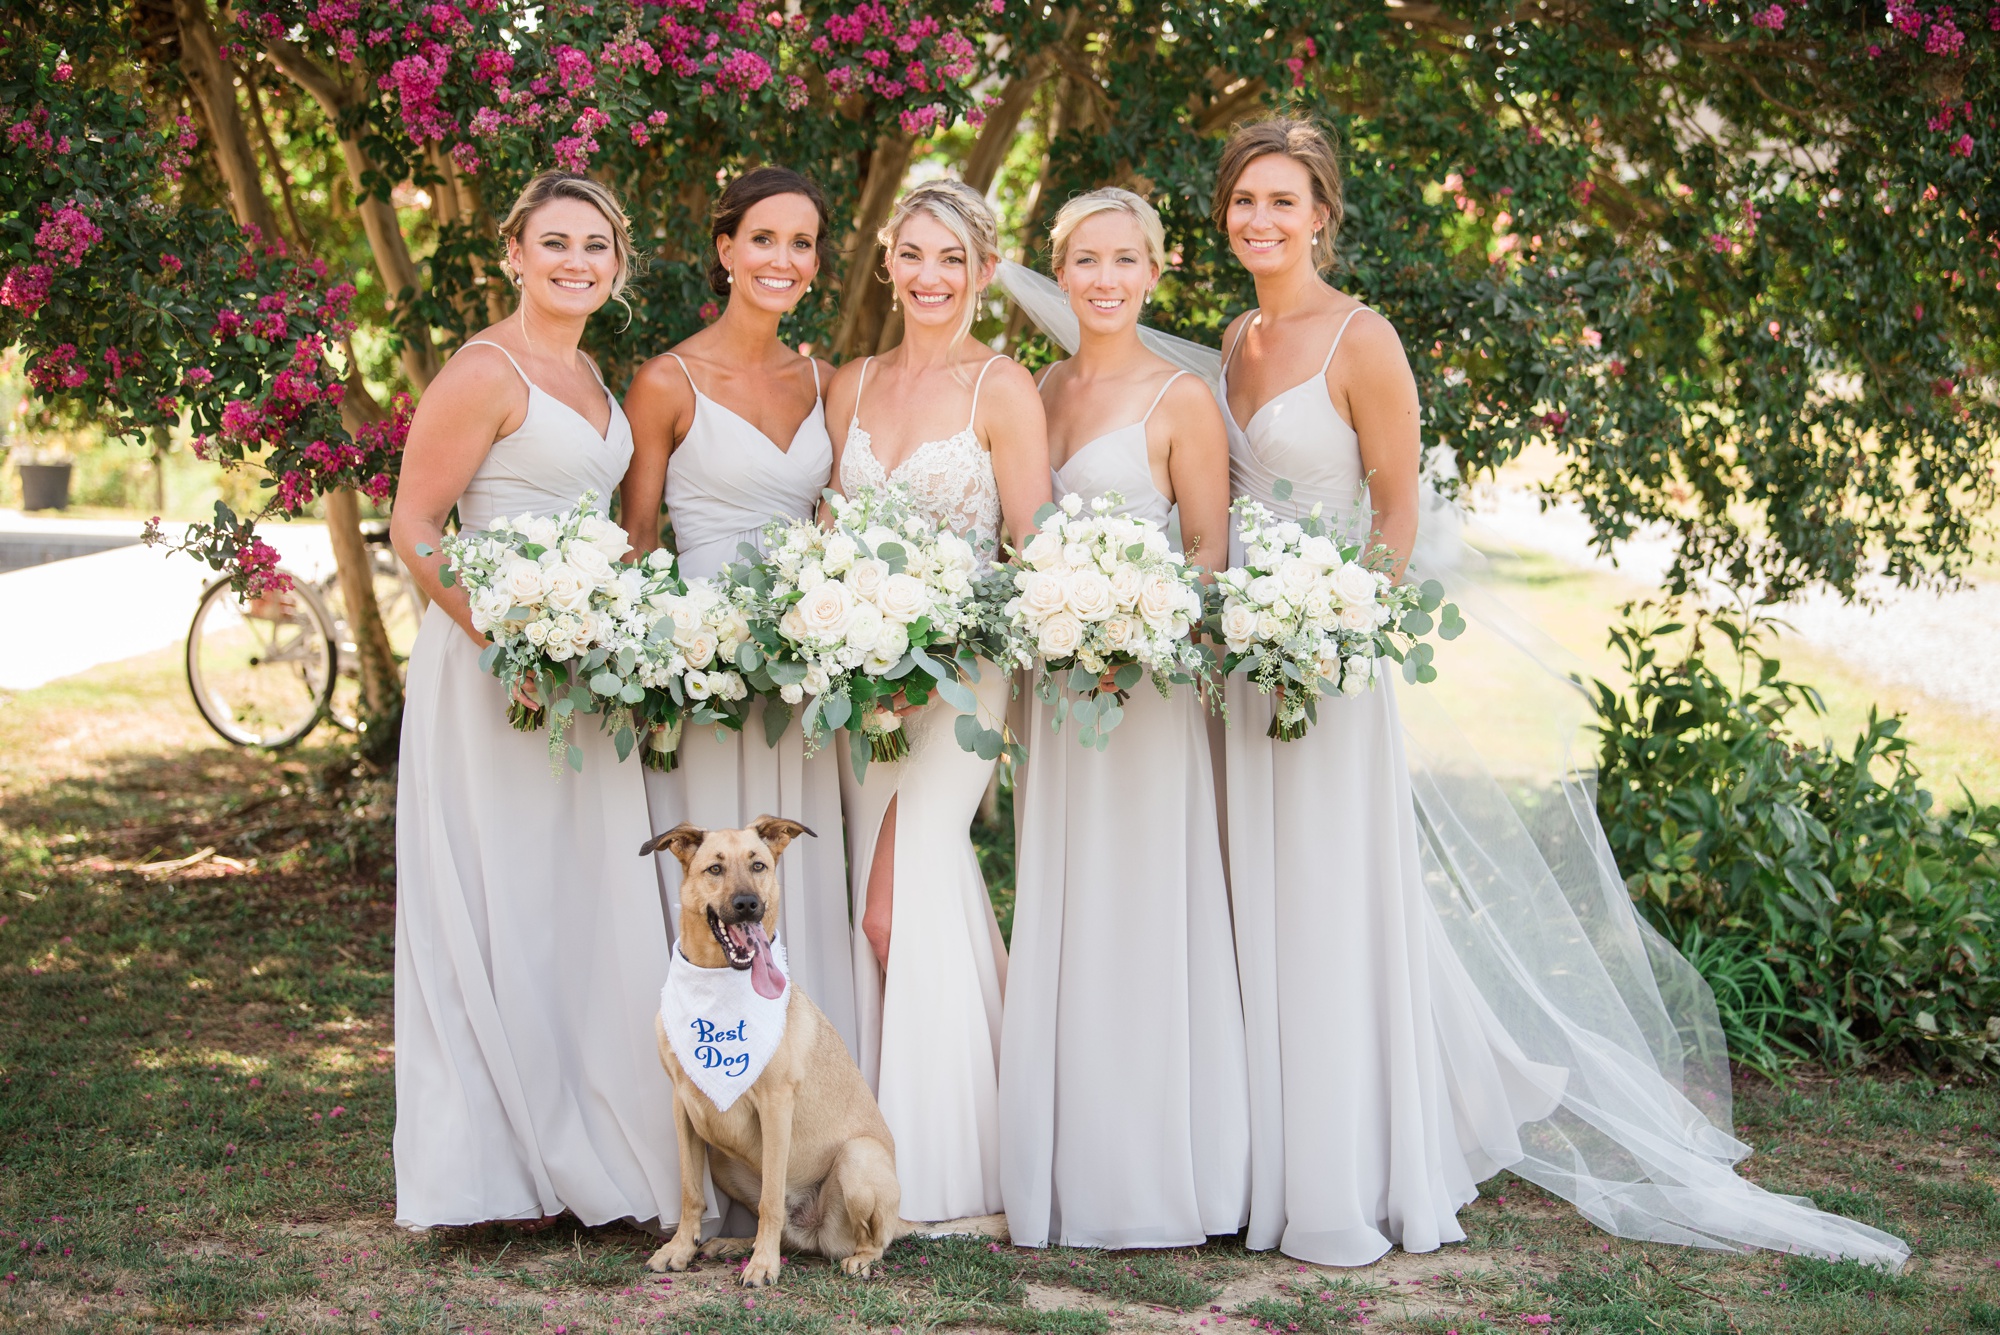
659, 938, 791, 1112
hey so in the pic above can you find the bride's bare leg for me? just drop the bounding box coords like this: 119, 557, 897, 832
862, 796, 897, 970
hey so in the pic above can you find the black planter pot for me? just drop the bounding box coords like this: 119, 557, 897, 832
18, 462, 72, 511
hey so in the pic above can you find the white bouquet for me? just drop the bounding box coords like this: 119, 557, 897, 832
1212, 495, 1464, 740
727, 484, 1012, 778
1006, 493, 1210, 750
628, 576, 755, 772
429, 492, 660, 772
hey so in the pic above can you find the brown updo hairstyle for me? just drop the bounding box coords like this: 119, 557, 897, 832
1209, 116, 1345, 273
497, 171, 639, 307
709, 166, 835, 298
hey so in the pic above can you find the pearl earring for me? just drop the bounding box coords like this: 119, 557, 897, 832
726, 270, 734, 285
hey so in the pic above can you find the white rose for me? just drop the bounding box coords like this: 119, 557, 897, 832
1333, 562, 1378, 606
544, 630, 576, 661
795, 581, 853, 642
1271, 521, 1304, 545
847, 557, 890, 601
683, 628, 720, 669
1061, 541, 1094, 570
938, 566, 971, 596
1036, 611, 1084, 659
802, 664, 830, 696
780, 681, 804, 704
576, 513, 630, 559
1102, 614, 1138, 651
518, 516, 561, 549
1315, 649, 1342, 683
523, 618, 549, 646
871, 619, 909, 664
1060, 493, 1083, 516
1136, 571, 1185, 627
1107, 565, 1144, 608
860, 525, 901, 554
1020, 530, 1062, 569
779, 604, 808, 642
1247, 573, 1285, 608
876, 572, 929, 624
1340, 603, 1377, 632
1342, 654, 1376, 694
644, 547, 675, 573
1255, 610, 1288, 642
471, 589, 512, 632
1017, 571, 1069, 619
1278, 557, 1317, 597
935, 533, 977, 573
543, 563, 591, 613
796, 562, 827, 591
1299, 534, 1340, 568
566, 540, 614, 586
1220, 604, 1259, 646
499, 556, 545, 605
1065, 568, 1115, 622
844, 601, 885, 654
822, 533, 859, 574
1245, 543, 1276, 572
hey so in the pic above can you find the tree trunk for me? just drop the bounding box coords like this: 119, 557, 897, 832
175, 0, 281, 240
833, 129, 916, 360
332, 358, 403, 720
262, 38, 440, 389
963, 45, 1062, 195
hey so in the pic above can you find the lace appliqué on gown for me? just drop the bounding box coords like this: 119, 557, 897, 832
841, 423, 1001, 556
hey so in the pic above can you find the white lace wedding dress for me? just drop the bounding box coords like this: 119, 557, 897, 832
838, 355, 1012, 1222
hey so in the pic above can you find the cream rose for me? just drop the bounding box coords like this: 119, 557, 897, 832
780, 681, 805, 705
565, 539, 616, 587
821, 533, 859, 574
1020, 530, 1062, 568
871, 619, 910, 664
1137, 571, 1186, 627
1101, 614, 1138, 651
523, 618, 550, 646
794, 582, 853, 641
847, 557, 890, 601
1247, 573, 1285, 607
876, 572, 929, 624
1036, 611, 1084, 659
1065, 569, 1115, 622
1299, 534, 1340, 568
1333, 562, 1378, 606
683, 628, 720, 669
1017, 571, 1068, 619
1255, 610, 1288, 642
1107, 565, 1144, 609
542, 563, 591, 613
844, 601, 885, 654
1220, 603, 1259, 646
1278, 557, 1317, 597
499, 556, 545, 605
1339, 603, 1377, 632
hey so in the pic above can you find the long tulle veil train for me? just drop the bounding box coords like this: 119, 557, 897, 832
995, 259, 1908, 1267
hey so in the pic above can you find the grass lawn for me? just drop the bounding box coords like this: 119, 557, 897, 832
5, 650, 2000, 1333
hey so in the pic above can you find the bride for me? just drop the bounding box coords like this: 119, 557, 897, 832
1208, 115, 1907, 1268
821, 178, 1050, 1222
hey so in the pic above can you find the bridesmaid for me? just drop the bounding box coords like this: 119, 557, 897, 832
389, 172, 680, 1229
1212, 118, 1558, 1265
822, 179, 1050, 1222
619, 166, 857, 1056
998, 189, 1250, 1248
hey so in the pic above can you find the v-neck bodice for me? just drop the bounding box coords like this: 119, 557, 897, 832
840, 355, 1005, 560
662, 353, 834, 580
1220, 308, 1371, 560
1048, 370, 1184, 531
454, 341, 633, 531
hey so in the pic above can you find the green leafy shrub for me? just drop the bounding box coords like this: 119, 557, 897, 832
1590, 603, 2000, 1073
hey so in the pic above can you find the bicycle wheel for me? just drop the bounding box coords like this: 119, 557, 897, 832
324, 548, 424, 731
185, 574, 338, 749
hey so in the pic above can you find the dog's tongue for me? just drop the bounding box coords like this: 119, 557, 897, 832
745, 923, 786, 1000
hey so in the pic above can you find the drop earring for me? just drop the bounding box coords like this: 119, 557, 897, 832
726, 270, 735, 285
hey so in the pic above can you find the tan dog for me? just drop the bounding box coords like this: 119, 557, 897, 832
640, 816, 906, 1285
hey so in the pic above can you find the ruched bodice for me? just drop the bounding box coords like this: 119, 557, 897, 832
662, 354, 834, 580
455, 342, 632, 531
1048, 370, 1184, 531
1221, 309, 1370, 556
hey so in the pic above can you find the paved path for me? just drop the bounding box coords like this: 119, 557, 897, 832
0, 516, 336, 692
1467, 486, 2000, 722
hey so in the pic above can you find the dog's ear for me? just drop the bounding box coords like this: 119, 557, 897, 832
639, 823, 709, 868
750, 816, 815, 860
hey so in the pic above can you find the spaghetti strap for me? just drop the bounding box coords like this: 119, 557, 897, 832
1319, 307, 1369, 375
808, 355, 822, 398
1220, 314, 1256, 376
967, 355, 1005, 429
462, 340, 534, 390
1140, 370, 1186, 425
849, 356, 874, 436
666, 352, 700, 397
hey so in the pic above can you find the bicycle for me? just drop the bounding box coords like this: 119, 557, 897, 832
185, 523, 422, 749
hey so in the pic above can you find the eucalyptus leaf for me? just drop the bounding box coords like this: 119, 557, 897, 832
1112, 662, 1143, 692
934, 674, 979, 715
567, 743, 585, 772
821, 694, 853, 731
1271, 478, 1294, 501
763, 699, 794, 748
614, 726, 635, 762
954, 712, 983, 754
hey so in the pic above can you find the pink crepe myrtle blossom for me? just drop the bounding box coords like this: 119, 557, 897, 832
27, 344, 88, 392
184, 366, 215, 388
0, 265, 53, 315
1749, 4, 1785, 30
35, 201, 103, 267
1950, 133, 1974, 156
1927, 11, 1967, 53
233, 539, 292, 598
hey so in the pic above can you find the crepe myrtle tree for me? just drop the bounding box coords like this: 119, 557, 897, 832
986, 0, 1999, 599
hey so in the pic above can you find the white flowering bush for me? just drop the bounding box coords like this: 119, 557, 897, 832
725, 484, 1014, 778
1213, 496, 1465, 740
629, 576, 755, 772
429, 492, 663, 772
1006, 493, 1210, 750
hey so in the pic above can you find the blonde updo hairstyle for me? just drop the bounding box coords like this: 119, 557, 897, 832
497, 171, 640, 316
1210, 116, 1344, 273
878, 178, 1001, 346
1049, 187, 1167, 284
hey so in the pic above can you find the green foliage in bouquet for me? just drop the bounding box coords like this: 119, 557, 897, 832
1592, 602, 2000, 1075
